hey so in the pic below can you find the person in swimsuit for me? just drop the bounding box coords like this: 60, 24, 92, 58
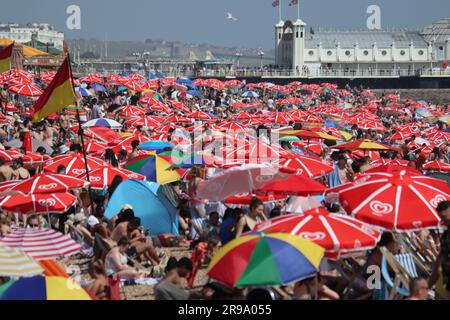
87, 260, 110, 300
11, 158, 30, 180
235, 197, 267, 238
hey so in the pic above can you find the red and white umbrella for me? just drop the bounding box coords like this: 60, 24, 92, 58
254, 207, 381, 259
188, 111, 214, 121
141, 80, 159, 90
118, 80, 143, 92
371, 159, 409, 167
2, 173, 88, 195
167, 100, 190, 113
218, 121, 251, 132
0, 180, 18, 192
43, 153, 106, 177
116, 105, 146, 118
78, 165, 146, 189
85, 140, 108, 154
125, 116, 161, 129
337, 170, 450, 231
9, 84, 43, 96
224, 193, 286, 204
0, 228, 81, 261
423, 160, 450, 172
9, 77, 33, 86
164, 115, 191, 124
276, 155, 333, 178
226, 142, 292, 161
0, 193, 77, 214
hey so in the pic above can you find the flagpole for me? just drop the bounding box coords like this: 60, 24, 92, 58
279, 0, 282, 22
297, 0, 300, 20
67, 53, 95, 215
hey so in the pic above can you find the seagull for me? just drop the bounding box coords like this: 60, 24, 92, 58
227, 12, 238, 22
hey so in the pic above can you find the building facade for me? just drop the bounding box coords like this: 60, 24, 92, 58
0, 23, 64, 50
275, 17, 450, 74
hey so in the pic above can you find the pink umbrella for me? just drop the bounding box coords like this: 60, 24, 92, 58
196, 163, 293, 201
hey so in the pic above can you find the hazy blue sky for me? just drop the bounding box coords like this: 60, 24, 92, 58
1, 0, 449, 48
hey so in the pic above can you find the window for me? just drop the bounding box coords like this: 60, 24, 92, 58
279, 33, 281, 39
363, 50, 369, 56
381, 50, 387, 56
327, 50, 332, 56
439, 46, 444, 51
300, 32, 303, 38
296, 32, 299, 38
418, 50, 424, 56
345, 50, 351, 56
308, 50, 314, 56
400, 50, 406, 56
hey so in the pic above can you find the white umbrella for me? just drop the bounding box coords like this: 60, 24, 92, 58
82, 118, 122, 130
196, 163, 292, 201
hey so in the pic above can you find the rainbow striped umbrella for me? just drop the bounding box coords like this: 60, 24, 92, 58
207, 232, 324, 288
0, 276, 92, 300
125, 155, 182, 184
0, 245, 43, 277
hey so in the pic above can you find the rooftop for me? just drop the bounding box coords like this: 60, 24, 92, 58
305, 29, 428, 49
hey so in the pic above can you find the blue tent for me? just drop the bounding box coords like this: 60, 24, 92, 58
105, 180, 178, 235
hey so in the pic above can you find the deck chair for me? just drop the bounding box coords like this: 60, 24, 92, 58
380, 247, 420, 299
333, 257, 372, 300
397, 233, 436, 275
67, 222, 94, 246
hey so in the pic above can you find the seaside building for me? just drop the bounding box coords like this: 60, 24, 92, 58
0, 23, 64, 50
275, 17, 450, 75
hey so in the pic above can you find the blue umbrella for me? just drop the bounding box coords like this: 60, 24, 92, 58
140, 140, 174, 152
75, 87, 91, 97
242, 91, 259, 98
324, 120, 338, 128
176, 77, 192, 84
104, 180, 178, 235
90, 83, 106, 92
186, 83, 198, 89
187, 90, 202, 97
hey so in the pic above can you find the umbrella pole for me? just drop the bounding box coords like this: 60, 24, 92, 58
75, 105, 95, 215
46, 202, 51, 229
314, 273, 319, 300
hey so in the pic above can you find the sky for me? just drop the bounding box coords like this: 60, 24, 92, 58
1, 0, 449, 49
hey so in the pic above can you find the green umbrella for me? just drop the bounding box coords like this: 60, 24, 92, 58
280, 136, 300, 142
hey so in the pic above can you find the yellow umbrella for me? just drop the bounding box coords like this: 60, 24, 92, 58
279, 130, 339, 141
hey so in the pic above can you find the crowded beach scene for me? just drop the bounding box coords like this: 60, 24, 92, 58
0, 0, 449, 304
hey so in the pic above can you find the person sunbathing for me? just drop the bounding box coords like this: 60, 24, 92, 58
104, 237, 150, 280
87, 260, 110, 300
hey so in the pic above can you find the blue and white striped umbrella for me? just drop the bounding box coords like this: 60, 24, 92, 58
74, 87, 91, 97
242, 91, 259, 98
82, 118, 123, 130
